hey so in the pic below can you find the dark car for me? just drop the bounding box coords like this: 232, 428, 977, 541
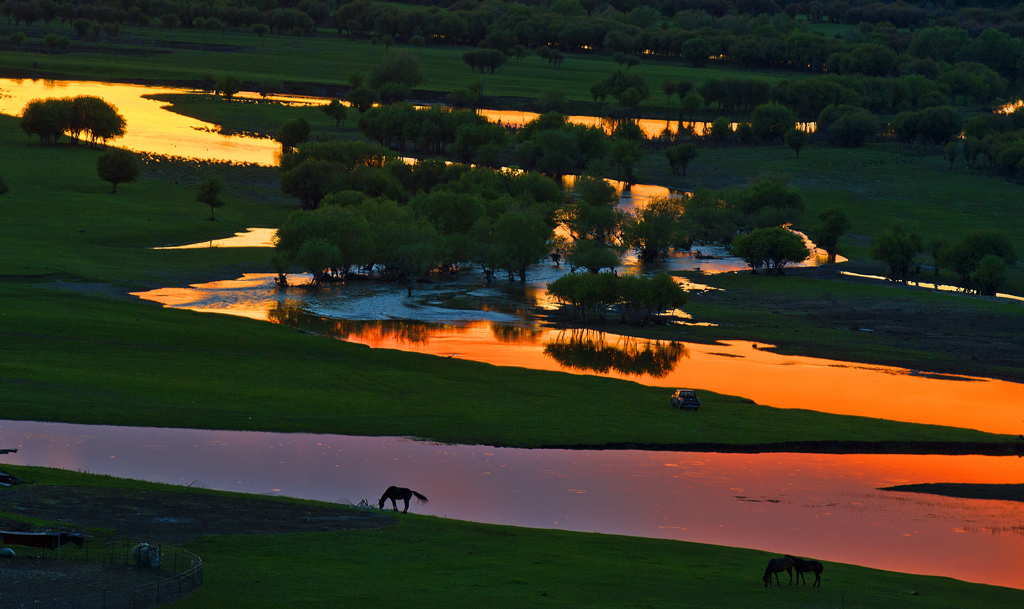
671, 389, 700, 410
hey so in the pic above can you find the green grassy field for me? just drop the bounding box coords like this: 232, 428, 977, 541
5, 465, 1024, 609
0, 24, 805, 112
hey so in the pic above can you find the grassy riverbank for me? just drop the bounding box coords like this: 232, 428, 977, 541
3, 465, 1023, 609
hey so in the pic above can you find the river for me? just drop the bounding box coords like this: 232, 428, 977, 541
1, 420, 1022, 589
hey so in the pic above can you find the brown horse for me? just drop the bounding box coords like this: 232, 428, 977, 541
762, 556, 794, 587
378, 486, 429, 513
785, 555, 823, 587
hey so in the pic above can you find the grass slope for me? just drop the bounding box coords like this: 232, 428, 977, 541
0, 24, 802, 108
5, 466, 1023, 609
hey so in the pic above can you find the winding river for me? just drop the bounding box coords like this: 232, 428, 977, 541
3, 77, 1023, 591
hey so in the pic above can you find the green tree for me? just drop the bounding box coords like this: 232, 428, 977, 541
817, 105, 878, 148
731, 227, 810, 274
10, 32, 25, 50
487, 210, 553, 282
809, 207, 850, 264
558, 176, 622, 246
870, 222, 923, 282
940, 230, 1018, 292
621, 197, 686, 262
783, 128, 808, 157
345, 87, 380, 113
96, 148, 140, 194
295, 238, 342, 285
610, 139, 643, 183
321, 99, 348, 127
665, 143, 698, 176
680, 90, 703, 122
20, 98, 69, 144
216, 76, 242, 101
280, 159, 334, 210
751, 102, 797, 143
973, 255, 1008, 295
275, 118, 311, 153
195, 174, 225, 220
368, 49, 423, 92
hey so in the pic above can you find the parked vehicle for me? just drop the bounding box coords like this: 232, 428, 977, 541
671, 389, 700, 410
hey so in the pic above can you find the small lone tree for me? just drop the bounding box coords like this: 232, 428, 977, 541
665, 143, 698, 175
275, 118, 311, 153
96, 149, 140, 194
215, 75, 242, 101
809, 207, 850, 263
321, 99, 348, 127
195, 174, 225, 220
784, 128, 809, 157
870, 222, 922, 282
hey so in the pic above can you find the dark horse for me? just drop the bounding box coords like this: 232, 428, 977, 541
378, 486, 429, 513
762, 556, 794, 587
785, 555, 823, 587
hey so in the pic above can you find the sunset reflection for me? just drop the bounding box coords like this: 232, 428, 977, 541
133, 276, 1024, 435
2, 420, 1022, 588
0, 78, 279, 165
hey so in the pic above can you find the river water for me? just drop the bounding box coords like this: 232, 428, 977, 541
0, 420, 1021, 588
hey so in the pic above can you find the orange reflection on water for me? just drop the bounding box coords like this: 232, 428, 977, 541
0, 78, 279, 165
4, 420, 1022, 588
133, 275, 1024, 435
335, 323, 1024, 435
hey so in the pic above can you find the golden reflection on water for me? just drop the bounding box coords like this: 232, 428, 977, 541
133, 275, 1024, 435
0, 78, 280, 165
841, 271, 1024, 302
153, 227, 277, 249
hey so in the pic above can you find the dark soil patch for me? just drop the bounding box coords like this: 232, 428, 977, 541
0, 485, 393, 543
0, 484, 394, 607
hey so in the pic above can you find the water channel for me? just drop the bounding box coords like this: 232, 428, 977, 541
0, 420, 1021, 588
3, 77, 1023, 590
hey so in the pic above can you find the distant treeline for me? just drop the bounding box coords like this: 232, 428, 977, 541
5, 0, 1024, 82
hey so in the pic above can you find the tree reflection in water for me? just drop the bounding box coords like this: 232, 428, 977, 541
267, 304, 437, 344
490, 323, 543, 344
543, 329, 687, 377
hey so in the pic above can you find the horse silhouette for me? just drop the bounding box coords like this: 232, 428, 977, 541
785, 555, 823, 587
762, 556, 794, 587
378, 486, 429, 513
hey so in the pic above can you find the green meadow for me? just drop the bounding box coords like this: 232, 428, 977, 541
0, 24, 803, 108
6, 465, 1024, 609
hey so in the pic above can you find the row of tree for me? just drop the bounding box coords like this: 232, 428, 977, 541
19, 95, 126, 146
870, 223, 1018, 295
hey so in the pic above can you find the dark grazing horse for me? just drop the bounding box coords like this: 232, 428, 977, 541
785, 555, 824, 587
762, 556, 794, 587
378, 486, 429, 513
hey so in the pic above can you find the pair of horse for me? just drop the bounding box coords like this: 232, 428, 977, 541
762, 555, 823, 587
378, 486, 429, 513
